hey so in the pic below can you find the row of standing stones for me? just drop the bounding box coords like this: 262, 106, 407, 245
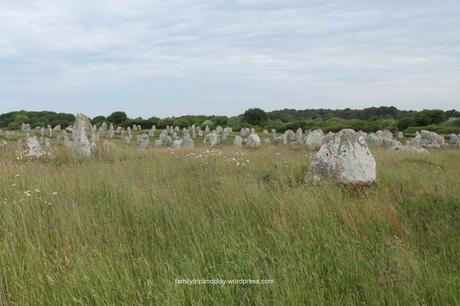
3, 113, 460, 186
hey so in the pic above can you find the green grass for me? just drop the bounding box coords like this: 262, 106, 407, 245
0, 143, 459, 305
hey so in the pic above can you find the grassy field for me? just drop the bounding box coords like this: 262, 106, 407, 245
0, 142, 459, 305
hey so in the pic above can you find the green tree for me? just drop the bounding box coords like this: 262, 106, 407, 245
8, 114, 29, 130
107, 112, 128, 125
242, 108, 268, 126
92, 116, 106, 126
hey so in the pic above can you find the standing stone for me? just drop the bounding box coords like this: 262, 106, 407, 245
124, 135, 132, 145
233, 136, 243, 147
181, 136, 194, 149
322, 132, 336, 144
72, 114, 95, 158
191, 125, 197, 139
449, 134, 459, 147
171, 139, 182, 149
384, 138, 402, 150
222, 128, 230, 140
108, 124, 115, 138
419, 130, 446, 148
308, 129, 376, 185
245, 133, 261, 148
45, 138, 51, 148
397, 131, 404, 139
24, 137, 45, 158
204, 132, 220, 146
305, 130, 324, 150
376, 130, 393, 140
101, 122, 108, 132
285, 130, 296, 142
148, 126, 156, 137
137, 134, 149, 150
263, 138, 271, 146
366, 133, 384, 146
296, 128, 303, 144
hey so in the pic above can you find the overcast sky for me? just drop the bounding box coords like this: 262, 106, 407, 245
0, 0, 459, 118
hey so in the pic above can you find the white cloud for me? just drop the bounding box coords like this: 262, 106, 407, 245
0, 0, 459, 116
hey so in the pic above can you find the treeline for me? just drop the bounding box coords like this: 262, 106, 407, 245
1, 107, 459, 134
0, 111, 75, 130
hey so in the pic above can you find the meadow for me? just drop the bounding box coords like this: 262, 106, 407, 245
0, 142, 459, 305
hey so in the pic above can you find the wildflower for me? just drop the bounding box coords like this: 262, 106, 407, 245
52, 192, 58, 196
25, 191, 32, 197
35, 188, 41, 193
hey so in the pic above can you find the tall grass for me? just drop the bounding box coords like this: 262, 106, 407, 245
0, 144, 459, 305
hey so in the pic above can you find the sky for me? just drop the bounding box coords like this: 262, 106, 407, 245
0, 0, 459, 118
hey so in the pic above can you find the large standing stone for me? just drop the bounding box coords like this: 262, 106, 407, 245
308, 129, 376, 185
72, 114, 95, 158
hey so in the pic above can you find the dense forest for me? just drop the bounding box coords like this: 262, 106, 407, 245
1, 107, 459, 134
